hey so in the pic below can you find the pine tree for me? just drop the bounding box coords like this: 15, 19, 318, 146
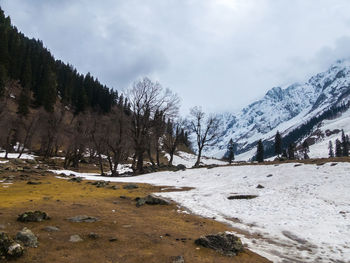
274, 131, 282, 158
341, 130, 349, 157
335, 139, 342, 157
301, 140, 309, 159
256, 139, 264, 163
226, 138, 235, 164
17, 86, 30, 116
328, 141, 334, 158
287, 143, 295, 160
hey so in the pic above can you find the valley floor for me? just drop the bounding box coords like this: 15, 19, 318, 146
0, 167, 270, 263
54, 162, 350, 263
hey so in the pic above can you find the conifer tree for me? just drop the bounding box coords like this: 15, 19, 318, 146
335, 139, 342, 157
17, 86, 30, 116
328, 141, 334, 158
287, 143, 295, 160
227, 138, 235, 164
301, 140, 309, 159
341, 130, 349, 157
256, 139, 264, 163
274, 131, 282, 157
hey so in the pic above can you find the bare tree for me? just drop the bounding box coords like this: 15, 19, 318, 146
187, 106, 221, 167
17, 113, 40, 158
127, 77, 180, 174
104, 108, 131, 176
163, 119, 184, 166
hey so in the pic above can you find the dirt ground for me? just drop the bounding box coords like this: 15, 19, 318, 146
0, 170, 272, 263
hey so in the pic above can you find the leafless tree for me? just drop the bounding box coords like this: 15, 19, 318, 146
187, 106, 221, 167
163, 119, 184, 166
17, 112, 40, 158
104, 108, 131, 176
127, 77, 180, 174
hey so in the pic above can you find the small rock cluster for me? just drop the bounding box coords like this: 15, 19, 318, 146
135, 195, 170, 207
194, 232, 244, 256
17, 211, 50, 222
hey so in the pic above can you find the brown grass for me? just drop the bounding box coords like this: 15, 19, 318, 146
0, 172, 271, 263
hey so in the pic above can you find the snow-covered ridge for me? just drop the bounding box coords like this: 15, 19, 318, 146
210, 59, 350, 159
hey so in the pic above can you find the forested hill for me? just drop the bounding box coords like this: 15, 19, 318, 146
0, 7, 119, 114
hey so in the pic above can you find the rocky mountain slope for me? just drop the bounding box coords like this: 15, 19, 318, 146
209, 59, 350, 159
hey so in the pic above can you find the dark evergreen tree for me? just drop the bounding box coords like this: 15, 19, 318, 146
341, 130, 349, 157
335, 139, 342, 157
226, 138, 235, 164
256, 139, 264, 163
274, 131, 282, 157
287, 143, 295, 160
17, 86, 30, 116
328, 141, 334, 158
301, 140, 309, 159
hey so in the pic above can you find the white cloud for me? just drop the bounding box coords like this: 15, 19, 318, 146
1, 0, 350, 114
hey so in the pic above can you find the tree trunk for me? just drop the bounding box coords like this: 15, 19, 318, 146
136, 150, 144, 174
195, 148, 202, 167
156, 147, 160, 166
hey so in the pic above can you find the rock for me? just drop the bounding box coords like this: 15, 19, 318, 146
172, 255, 185, 263
69, 235, 83, 242
331, 163, 338, 166
88, 232, 99, 239
27, 181, 42, 185
67, 215, 98, 223
91, 181, 109, 188
207, 164, 219, 169
15, 227, 38, 248
135, 195, 170, 207
123, 184, 138, 190
0, 232, 24, 259
256, 184, 265, 189
294, 164, 302, 167
194, 232, 244, 256
17, 211, 50, 222
42, 226, 60, 232
227, 195, 258, 200
7, 243, 24, 258
266, 174, 273, 177
111, 185, 120, 190
176, 164, 187, 171
109, 237, 118, 242
68, 177, 83, 183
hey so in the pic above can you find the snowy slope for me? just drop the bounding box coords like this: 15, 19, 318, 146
210, 59, 350, 160
164, 151, 227, 168
52, 163, 350, 263
307, 107, 350, 158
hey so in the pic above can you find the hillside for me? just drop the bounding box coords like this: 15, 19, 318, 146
210, 59, 350, 160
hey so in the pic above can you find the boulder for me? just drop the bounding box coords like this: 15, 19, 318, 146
42, 226, 60, 232
68, 177, 83, 183
194, 232, 244, 256
67, 215, 98, 223
123, 184, 138, 190
172, 255, 185, 263
69, 235, 83, 242
256, 184, 265, 189
176, 164, 187, 171
91, 181, 109, 188
0, 232, 24, 259
27, 181, 42, 185
17, 211, 50, 222
15, 228, 38, 248
136, 195, 170, 207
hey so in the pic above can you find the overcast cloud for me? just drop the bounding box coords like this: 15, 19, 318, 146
1, 0, 350, 114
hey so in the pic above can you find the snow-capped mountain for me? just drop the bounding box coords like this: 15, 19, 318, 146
209, 59, 350, 159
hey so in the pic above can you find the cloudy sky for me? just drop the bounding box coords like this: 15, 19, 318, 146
1, 0, 350, 114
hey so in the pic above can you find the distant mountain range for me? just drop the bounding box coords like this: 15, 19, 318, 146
209, 59, 350, 160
